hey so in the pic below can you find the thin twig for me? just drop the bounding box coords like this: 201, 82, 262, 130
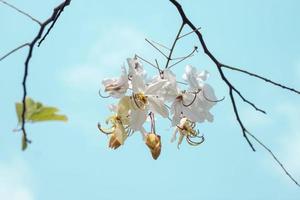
0, 43, 29, 61
135, 54, 160, 70
0, 0, 41, 25
165, 22, 185, 68
168, 46, 198, 69
246, 131, 300, 187
222, 64, 300, 95
145, 38, 169, 59
150, 39, 171, 51
178, 27, 201, 39
231, 85, 266, 114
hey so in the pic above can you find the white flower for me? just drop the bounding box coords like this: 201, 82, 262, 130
102, 66, 129, 98
182, 65, 217, 123
151, 69, 179, 102
129, 73, 169, 131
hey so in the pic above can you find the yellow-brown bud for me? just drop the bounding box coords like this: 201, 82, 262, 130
145, 133, 161, 160
109, 134, 121, 150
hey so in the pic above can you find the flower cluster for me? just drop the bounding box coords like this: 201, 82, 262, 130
98, 57, 217, 159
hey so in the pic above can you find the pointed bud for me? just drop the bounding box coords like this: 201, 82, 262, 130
108, 134, 121, 149
145, 133, 161, 160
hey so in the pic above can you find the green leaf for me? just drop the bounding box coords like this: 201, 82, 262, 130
15, 97, 68, 124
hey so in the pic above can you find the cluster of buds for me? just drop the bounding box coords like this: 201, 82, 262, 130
98, 57, 218, 159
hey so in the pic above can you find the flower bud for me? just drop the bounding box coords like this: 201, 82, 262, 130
145, 133, 161, 160
109, 134, 121, 150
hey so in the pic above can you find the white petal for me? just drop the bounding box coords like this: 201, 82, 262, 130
131, 74, 146, 93
148, 97, 169, 118
197, 70, 209, 81
130, 109, 147, 131
183, 65, 199, 90
145, 80, 167, 96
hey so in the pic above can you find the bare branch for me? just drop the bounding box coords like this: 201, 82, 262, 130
169, 0, 300, 187
222, 64, 300, 95
135, 54, 161, 73
0, 0, 41, 25
0, 0, 71, 148
168, 46, 198, 69
0, 43, 29, 61
246, 131, 300, 187
19, 0, 71, 147
149, 39, 171, 51
145, 38, 169, 59
178, 27, 201, 39
230, 85, 266, 114
38, 0, 71, 46
165, 22, 185, 68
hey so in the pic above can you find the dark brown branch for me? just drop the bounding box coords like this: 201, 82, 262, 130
0, 0, 71, 148
230, 85, 266, 114
169, 0, 255, 150
222, 64, 300, 95
169, 0, 300, 188
38, 0, 71, 47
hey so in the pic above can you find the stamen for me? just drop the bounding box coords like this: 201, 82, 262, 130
182, 89, 201, 107
202, 89, 225, 103
98, 89, 111, 98
186, 135, 205, 146
97, 123, 114, 135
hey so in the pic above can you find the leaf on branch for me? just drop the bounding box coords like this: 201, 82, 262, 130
15, 97, 68, 124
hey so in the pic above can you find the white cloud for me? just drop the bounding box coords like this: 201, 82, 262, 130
0, 158, 35, 200
61, 25, 147, 90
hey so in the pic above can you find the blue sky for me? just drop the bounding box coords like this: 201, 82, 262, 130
1, 0, 300, 199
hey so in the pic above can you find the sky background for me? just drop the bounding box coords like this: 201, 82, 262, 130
1, 0, 300, 199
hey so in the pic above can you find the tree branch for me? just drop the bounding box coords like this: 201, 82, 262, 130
169, 0, 300, 187
0, 0, 71, 148
165, 22, 185, 68
222, 64, 300, 95
0, 0, 41, 25
0, 43, 29, 61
